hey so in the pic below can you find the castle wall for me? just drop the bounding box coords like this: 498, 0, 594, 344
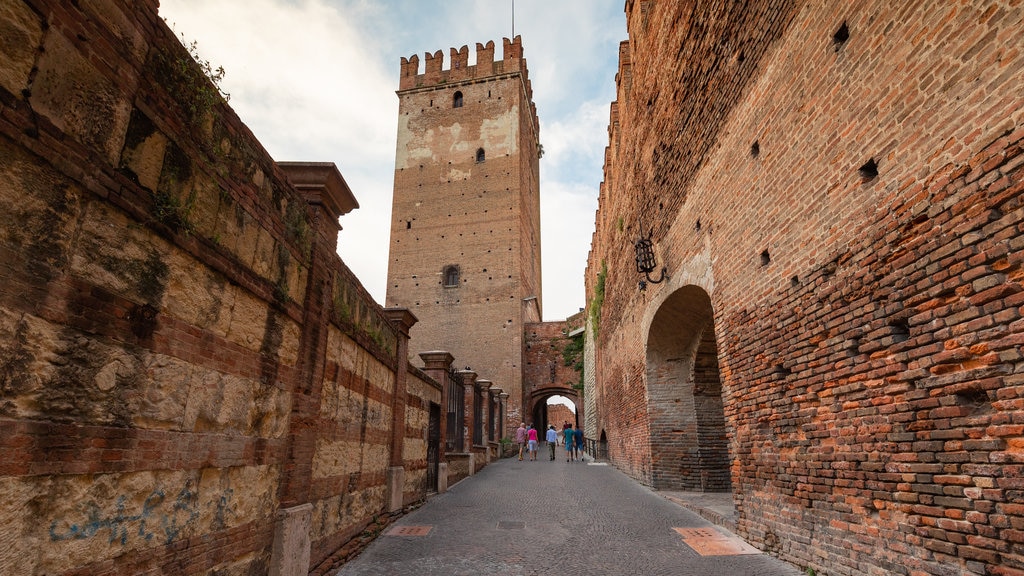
523, 321, 583, 424
0, 1, 438, 574
588, 0, 1024, 574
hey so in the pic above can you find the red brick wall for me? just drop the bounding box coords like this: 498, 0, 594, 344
386, 38, 542, 433
524, 321, 582, 424
587, 1, 1024, 574
0, 1, 436, 574
546, 404, 576, 432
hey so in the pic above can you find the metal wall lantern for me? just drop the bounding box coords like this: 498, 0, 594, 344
634, 222, 667, 290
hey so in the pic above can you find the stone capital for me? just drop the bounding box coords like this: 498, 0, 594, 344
384, 307, 418, 336
419, 350, 454, 370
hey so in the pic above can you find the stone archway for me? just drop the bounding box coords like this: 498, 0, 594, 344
646, 285, 730, 491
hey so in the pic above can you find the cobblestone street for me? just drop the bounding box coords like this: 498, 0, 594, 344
336, 450, 804, 576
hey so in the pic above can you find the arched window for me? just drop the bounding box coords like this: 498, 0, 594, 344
453, 91, 464, 108
476, 148, 485, 163
443, 265, 460, 287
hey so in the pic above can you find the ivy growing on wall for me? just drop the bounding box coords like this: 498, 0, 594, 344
589, 260, 607, 338
562, 330, 584, 393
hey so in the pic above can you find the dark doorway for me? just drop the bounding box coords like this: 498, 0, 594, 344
427, 402, 441, 492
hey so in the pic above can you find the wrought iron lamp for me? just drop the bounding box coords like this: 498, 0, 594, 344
634, 222, 667, 291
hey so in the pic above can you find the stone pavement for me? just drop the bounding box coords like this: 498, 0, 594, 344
335, 448, 804, 576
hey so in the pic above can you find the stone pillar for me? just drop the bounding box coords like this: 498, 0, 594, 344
384, 308, 418, 511
460, 369, 477, 452
475, 378, 491, 450
419, 351, 453, 495
269, 504, 313, 576
274, 162, 356, 520
475, 379, 491, 461
499, 392, 509, 446
489, 385, 502, 461
437, 462, 449, 493
419, 350, 455, 460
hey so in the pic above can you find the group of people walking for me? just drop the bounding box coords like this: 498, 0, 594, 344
515, 421, 584, 462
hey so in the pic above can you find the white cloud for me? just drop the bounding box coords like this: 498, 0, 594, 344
541, 98, 612, 181
547, 395, 577, 412
159, 0, 625, 320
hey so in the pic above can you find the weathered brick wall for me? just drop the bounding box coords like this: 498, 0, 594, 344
524, 321, 582, 423
588, 1, 1024, 574
386, 38, 542, 433
402, 366, 442, 501
546, 404, 575, 431
0, 1, 433, 574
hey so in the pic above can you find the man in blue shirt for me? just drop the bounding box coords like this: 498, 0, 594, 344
545, 425, 559, 460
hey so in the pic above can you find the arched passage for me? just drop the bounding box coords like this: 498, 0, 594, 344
528, 387, 580, 433
646, 285, 730, 491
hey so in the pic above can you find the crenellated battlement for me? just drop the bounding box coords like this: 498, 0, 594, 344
399, 35, 529, 92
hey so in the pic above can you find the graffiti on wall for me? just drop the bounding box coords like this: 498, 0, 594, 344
48, 479, 235, 546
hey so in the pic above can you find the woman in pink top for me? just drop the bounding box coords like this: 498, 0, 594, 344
526, 425, 539, 461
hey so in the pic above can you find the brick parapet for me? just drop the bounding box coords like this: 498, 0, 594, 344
397, 36, 539, 144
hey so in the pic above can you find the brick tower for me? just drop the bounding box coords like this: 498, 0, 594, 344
385, 37, 542, 432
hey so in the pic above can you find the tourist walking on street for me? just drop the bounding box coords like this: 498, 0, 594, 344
545, 425, 558, 460
573, 426, 584, 461
527, 425, 539, 461
515, 422, 527, 461
564, 424, 575, 462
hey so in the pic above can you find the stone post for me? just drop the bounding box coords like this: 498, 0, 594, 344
489, 385, 502, 460
269, 504, 313, 576
460, 369, 477, 473
419, 351, 455, 492
271, 163, 357, 574
475, 379, 492, 461
499, 392, 509, 456
384, 308, 418, 512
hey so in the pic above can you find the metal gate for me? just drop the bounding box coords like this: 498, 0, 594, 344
447, 368, 464, 452
426, 402, 440, 492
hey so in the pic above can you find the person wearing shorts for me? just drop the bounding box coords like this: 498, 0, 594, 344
527, 425, 539, 460
564, 424, 575, 462
515, 422, 527, 461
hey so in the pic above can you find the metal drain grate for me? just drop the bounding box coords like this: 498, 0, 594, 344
387, 525, 433, 536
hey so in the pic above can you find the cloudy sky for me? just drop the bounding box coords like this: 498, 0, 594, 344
158, 0, 626, 321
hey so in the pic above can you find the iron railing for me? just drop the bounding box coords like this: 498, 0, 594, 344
446, 368, 465, 452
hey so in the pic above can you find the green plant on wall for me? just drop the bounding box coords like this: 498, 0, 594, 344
285, 199, 312, 260
152, 189, 196, 234
562, 330, 584, 393
589, 260, 607, 338
153, 31, 230, 127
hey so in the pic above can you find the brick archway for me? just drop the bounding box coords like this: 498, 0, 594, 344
527, 387, 580, 431
646, 285, 730, 491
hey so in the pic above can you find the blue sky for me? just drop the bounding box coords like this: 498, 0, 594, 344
159, 0, 627, 321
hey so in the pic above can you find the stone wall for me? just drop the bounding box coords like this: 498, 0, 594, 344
587, 1, 1024, 575
0, 1, 446, 574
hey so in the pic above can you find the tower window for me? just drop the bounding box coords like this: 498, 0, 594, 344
476, 148, 485, 163
453, 91, 464, 108
443, 265, 460, 287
